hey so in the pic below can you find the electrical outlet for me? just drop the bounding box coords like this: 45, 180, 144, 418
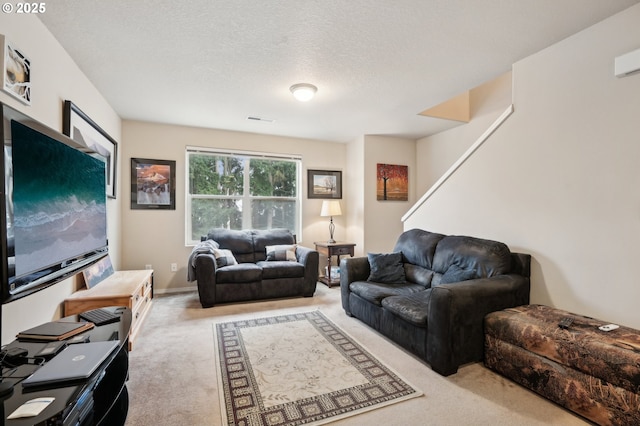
170, 263, 177, 272
145, 264, 152, 270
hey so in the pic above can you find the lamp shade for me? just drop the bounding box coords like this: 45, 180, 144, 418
320, 200, 342, 217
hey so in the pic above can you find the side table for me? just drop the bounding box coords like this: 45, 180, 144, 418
314, 241, 356, 287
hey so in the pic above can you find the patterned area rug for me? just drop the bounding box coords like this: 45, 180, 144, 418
213, 311, 423, 426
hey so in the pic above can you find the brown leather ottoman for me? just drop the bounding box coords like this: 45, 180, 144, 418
484, 304, 640, 426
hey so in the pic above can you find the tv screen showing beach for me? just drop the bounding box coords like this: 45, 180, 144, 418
10, 120, 107, 277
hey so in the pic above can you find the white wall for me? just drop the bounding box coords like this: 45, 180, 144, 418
0, 15, 122, 344
416, 72, 513, 194
363, 136, 416, 253
405, 4, 640, 329
120, 120, 347, 293
345, 135, 365, 255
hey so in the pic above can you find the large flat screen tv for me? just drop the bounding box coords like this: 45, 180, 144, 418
1, 103, 108, 303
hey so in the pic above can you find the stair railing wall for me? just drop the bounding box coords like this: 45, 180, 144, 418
401, 104, 514, 223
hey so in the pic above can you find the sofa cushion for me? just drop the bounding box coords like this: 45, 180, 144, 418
257, 261, 304, 279
432, 235, 512, 277
393, 229, 445, 270
207, 228, 256, 263
265, 244, 297, 261
403, 264, 434, 288
367, 252, 406, 284
253, 229, 296, 262
349, 281, 424, 306
212, 248, 238, 268
438, 264, 477, 285
381, 290, 432, 327
215, 263, 262, 283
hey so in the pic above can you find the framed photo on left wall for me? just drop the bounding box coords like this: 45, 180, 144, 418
63, 100, 118, 198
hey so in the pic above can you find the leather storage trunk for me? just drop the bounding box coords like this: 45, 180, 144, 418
484, 304, 640, 426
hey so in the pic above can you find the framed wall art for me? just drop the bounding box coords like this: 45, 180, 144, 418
63, 100, 118, 198
377, 163, 408, 201
307, 169, 342, 199
131, 158, 176, 210
1, 34, 31, 105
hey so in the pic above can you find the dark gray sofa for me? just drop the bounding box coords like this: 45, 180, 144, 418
191, 228, 319, 308
340, 228, 530, 376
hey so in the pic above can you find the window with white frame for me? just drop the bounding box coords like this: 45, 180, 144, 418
185, 147, 301, 245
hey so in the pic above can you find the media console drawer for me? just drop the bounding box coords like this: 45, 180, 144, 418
64, 269, 154, 350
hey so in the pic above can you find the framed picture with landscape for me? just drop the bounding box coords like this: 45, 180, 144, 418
308, 169, 342, 199
130, 158, 176, 210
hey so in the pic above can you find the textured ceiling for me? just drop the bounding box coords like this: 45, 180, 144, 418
39, 0, 639, 143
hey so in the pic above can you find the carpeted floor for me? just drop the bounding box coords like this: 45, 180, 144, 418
125, 284, 589, 425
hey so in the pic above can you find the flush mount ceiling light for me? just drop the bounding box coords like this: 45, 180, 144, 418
290, 83, 317, 102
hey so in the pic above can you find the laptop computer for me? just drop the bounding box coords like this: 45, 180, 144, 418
22, 340, 119, 389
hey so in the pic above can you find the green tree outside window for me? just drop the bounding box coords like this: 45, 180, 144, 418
187, 151, 300, 243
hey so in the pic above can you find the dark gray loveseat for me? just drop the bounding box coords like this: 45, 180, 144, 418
191, 228, 319, 308
340, 228, 530, 376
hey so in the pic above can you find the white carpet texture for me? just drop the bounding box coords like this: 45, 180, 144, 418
125, 284, 589, 425
214, 311, 422, 425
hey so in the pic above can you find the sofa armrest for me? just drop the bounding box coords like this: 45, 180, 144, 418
194, 254, 218, 308
340, 257, 371, 314
296, 245, 319, 296
427, 274, 530, 375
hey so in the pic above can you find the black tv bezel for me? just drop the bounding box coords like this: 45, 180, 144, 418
1, 102, 109, 304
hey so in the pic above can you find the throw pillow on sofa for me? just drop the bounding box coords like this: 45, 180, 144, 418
367, 252, 406, 284
212, 248, 238, 267
438, 264, 476, 284
266, 244, 297, 261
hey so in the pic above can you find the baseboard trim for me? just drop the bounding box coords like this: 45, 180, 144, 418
155, 286, 197, 295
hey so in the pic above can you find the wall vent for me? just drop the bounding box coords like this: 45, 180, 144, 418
614, 48, 640, 77
246, 116, 275, 123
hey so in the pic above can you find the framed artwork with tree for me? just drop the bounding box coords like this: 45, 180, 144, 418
307, 169, 342, 199
377, 163, 408, 201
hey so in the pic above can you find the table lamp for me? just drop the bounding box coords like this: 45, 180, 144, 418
320, 200, 342, 243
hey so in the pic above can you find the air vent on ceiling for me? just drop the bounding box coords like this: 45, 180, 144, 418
615, 48, 640, 77
247, 116, 275, 123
